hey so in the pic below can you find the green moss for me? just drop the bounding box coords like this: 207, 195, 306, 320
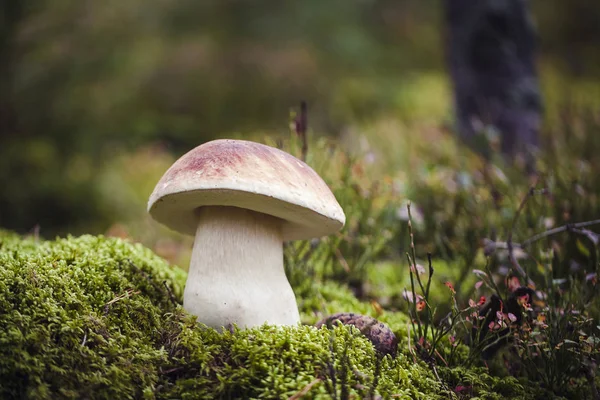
0, 231, 540, 399
0, 231, 186, 399
162, 323, 444, 399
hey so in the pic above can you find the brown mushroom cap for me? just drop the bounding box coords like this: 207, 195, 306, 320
148, 139, 345, 241
316, 312, 399, 357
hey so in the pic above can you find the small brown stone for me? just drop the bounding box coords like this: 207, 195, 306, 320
315, 313, 398, 357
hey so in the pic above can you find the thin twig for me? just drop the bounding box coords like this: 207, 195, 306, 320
406, 202, 423, 340
288, 378, 321, 400
407, 253, 422, 339
370, 356, 383, 400
294, 101, 308, 161
407, 321, 416, 363
434, 349, 448, 367
424, 253, 434, 309
160, 366, 185, 375
163, 281, 179, 307
490, 219, 600, 250
507, 185, 538, 282
104, 289, 140, 306
103, 288, 141, 315
334, 247, 350, 273
521, 219, 600, 248
326, 329, 338, 400
484, 259, 504, 301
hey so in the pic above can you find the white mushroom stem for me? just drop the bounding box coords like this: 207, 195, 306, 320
184, 205, 301, 329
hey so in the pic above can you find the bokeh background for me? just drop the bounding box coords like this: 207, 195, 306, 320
2, 0, 600, 267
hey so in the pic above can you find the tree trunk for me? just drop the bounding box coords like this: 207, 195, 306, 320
0, 0, 25, 137
445, 0, 542, 163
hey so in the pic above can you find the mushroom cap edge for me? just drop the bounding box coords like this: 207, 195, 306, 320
147, 139, 346, 241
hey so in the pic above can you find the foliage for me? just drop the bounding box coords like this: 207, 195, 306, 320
388, 110, 600, 398
0, 0, 445, 236
281, 136, 403, 299
270, 104, 600, 398
3, 0, 600, 237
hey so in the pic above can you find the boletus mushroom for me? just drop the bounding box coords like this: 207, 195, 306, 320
316, 313, 398, 357
148, 139, 345, 329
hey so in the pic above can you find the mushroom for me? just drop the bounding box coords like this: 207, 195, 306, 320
148, 139, 345, 329
315, 313, 398, 357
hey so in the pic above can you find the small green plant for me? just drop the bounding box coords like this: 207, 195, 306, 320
476, 182, 600, 394
403, 170, 600, 398
277, 121, 402, 299
403, 202, 468, 368
514, 293, 600, 394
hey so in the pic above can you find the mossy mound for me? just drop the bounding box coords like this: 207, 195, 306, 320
0, 231, 540, 399
0, 231, 187, 398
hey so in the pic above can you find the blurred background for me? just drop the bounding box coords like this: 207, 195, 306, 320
1, 0, 600, 267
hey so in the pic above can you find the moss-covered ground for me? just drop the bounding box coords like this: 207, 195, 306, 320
0, 231, 551, 399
